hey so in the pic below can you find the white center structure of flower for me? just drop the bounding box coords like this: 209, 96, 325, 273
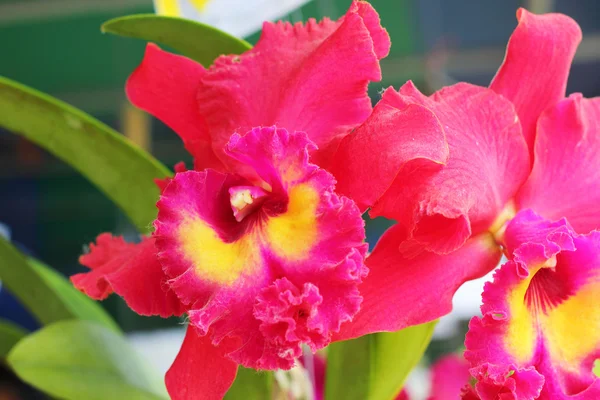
229, 186, 269, 222
231, 189, 254, 211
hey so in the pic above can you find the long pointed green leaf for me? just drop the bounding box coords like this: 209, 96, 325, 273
224, 367, 273, 400
325, 322, 437, 400
102, 15, 251, 67
0, 237, 119, 331
8, 320, 167, 400
0, 319, 27, 359
0, 76, 170, 232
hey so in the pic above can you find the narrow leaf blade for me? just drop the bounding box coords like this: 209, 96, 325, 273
7, 320, 167, 400
0, 236, 118, 331
0, 76, 170, 232
31, 258, 120, 331
0, 319, 27, 358
102, 15, 251, 67
225, 367, 273, 400
325, 321, 437, 400
369, 322, 436, 400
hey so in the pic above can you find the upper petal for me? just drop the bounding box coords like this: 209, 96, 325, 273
165, 325, 238, 400
370, 82, 529, 255
330, 88, 448, 212
72, 233, 185, 318
465, 210, 600, 399
197, 0, 390, 173
155, 127, 367, 369
126, 44, 224, 171
334, 226, 501, 341
516, 95, 600, 234
490, 8, 582, 156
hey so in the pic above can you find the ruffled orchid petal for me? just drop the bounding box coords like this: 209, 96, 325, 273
72, 233, 185, 318
155, 127, 367, 370
490, 8, 582, 155
465, 210, 600, 399
367, 82, 528, 255
331, 88, 448, 212
501, 209, 576, 259
126, 45, 224, 171
469, 364, 544, 400
334, 225, 501, 341
428, 355, 472, 400
197, 1, 389, 173
165, 325, 238, 400
517, 95, 600, 234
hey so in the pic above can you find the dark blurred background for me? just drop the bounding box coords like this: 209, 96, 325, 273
0, 0, 599, 397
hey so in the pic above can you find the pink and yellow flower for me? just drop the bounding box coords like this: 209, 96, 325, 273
72, 2, 397, 399
465, 210, 600, 399
331, 8, 600, 340
157, 127, 367, 372
76, 126, 368, 399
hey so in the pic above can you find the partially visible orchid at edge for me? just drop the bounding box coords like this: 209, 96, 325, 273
329, 8, 600, 398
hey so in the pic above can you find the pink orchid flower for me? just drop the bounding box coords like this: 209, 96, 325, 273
465, 209, 600, 399
72, 2, 394, 399
331, 8, 600, 340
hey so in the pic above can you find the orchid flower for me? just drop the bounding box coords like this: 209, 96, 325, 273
464, 210, 600, 399
331, 8, 600, 340
72, 2, 393, 399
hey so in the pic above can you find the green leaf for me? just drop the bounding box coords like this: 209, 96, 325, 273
225, 367, 273, 400
325, 321, 437, 400
7, 320, 167, 400
0, 236, 119, 331
594, 359, 600, 377
102, 14, 252, 68
0, 319, 27, 359
0, 76, 170, 232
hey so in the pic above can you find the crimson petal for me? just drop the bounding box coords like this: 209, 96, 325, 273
490, 8, 581, 156
72, 234, 185, 318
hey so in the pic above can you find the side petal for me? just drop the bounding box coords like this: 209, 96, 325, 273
516, 95, 600, 234
126, 44, 224, 170
165, 325, 238, 400
72, 234, 185, 317
333, 226, 501, 340
490, 8, 581, 155
371, 82, 529, 255
465, 210, 600, 399
330, 88, 448, 212
197, 0, 390, 172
